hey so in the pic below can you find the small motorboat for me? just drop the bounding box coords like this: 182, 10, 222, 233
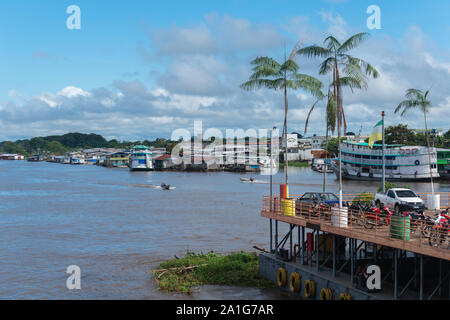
316, 165, 334, 173
240, 177, 267, 184
161, 183, 171, 190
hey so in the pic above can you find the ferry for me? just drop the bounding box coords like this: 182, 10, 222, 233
130, 145, 153, 171
332, 141, 439, 182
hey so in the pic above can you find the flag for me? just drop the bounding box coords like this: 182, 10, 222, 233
368, 120, 383, 148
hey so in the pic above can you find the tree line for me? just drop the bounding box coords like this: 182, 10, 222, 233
0, 133, 180, 156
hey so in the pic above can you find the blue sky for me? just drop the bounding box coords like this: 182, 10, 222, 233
0, 0, 449, 140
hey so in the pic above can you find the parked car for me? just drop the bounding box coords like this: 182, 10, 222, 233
296, 192, 348, 207
374, 188, 425, 214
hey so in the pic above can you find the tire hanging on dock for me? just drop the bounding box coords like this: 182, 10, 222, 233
289, 272, 301, 293
304, 280, 316, 299
338, 292, 351, 300
320, 287, 332, 300
277, 268, 287, 287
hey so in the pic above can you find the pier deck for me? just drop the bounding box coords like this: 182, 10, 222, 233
262, 193, 450, 261
260, 193, 450, 299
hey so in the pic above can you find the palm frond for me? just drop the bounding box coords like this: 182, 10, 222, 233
304, 99, 320, 134
297, 45, 331, 58
319, 57, 335, 75
324, 36, 341, 51
249, 66, 282, 80
405, 88, 424, 100
337, 32, 370, 54
342, 63, 368, 90
240, 79, 282, 91
326, 92, 337, 134
342, 55, 379, 78
280, 59, 299, 73
292, 73, 324, 99
289, 40, 304, 61
336, 76, 364, 92
250, 56, 281, 69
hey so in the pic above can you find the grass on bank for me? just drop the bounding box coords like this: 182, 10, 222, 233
278, 161, 310, 168
152, 251, 274, 294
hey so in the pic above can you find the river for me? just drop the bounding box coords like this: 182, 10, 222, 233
0, 161, 448, 299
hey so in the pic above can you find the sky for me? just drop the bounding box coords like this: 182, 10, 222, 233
0, 0, 449, 141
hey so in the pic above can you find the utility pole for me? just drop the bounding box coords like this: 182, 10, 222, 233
382, 111, 386, 193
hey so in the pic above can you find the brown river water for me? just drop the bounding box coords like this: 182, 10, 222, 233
0, 161, 448, 299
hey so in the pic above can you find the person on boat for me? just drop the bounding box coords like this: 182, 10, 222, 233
249, 177, 254, 182
161, 183, 171, 190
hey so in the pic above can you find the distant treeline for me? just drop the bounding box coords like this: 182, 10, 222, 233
1, 125, 448, 157
0, 133, 180, 156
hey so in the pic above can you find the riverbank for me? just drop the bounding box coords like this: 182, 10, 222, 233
152, 251, 274, 294
278, 161, 310, 168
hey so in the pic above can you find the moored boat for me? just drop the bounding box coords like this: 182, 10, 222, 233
332, 141, 439, 182
130, 145, 153, 171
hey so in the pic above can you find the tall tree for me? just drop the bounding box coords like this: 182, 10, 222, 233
241, 43, 324, 185
395, 88, 435, 195
304, 89, 336, 191
298, 32, 379, 206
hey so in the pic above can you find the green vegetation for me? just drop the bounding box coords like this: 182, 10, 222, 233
384, 124, 449, 149
0, 132, 182, 156
279, 161, 310, 168
352, 192, 375, 205
377, 181, 411, 193
153, 251, 274, 294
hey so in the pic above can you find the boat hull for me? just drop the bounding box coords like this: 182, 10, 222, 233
130, 167, 153, 171
338, 173, 438, 182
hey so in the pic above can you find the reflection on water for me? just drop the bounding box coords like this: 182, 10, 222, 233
0, 161, 448, 299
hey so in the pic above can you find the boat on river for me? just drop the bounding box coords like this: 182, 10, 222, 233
240, 177, 267, 184
130, 145, 153, 171
332, 141, 440, 182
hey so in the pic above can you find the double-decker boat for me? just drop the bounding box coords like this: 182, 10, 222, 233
130, 145, 153, 171
332, 141, 439, 182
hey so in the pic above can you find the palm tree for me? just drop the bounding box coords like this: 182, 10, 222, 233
304, 89, 336, 192
395, 89, 435, 195
241, 44, 324, 185
298, 32, 379, 207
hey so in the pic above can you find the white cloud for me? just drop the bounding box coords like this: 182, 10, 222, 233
1, 14, 449, 141
319, 10, 348, 39
58, 86, 90, 98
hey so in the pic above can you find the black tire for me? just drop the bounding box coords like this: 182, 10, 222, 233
421, 224, 431, 238
429, 230, 440, 247
364, 217, 374, 230
356, 211, 364, 226
375, 200, 381, 209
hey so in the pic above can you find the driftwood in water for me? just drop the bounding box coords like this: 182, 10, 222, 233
253, 246, 268, 253
150, 264, 208, 276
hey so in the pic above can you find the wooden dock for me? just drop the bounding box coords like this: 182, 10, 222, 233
262, 194, 450, 261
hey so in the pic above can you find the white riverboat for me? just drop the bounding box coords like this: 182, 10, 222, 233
130, 145, 153, 171
332, 141, 439, 182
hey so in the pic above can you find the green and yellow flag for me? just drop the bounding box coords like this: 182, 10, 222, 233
368, 120, 383, 148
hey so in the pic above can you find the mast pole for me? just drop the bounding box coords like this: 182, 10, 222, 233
382, 111, 386, 193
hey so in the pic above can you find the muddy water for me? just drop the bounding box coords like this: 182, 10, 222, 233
0, 161, 447, 299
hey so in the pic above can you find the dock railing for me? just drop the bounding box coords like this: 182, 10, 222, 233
262, 192, 450, 260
